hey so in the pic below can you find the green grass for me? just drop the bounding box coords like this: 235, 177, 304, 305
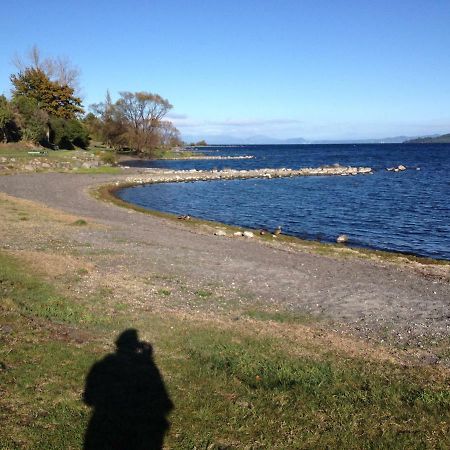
157, 288, 171, 296
0, 144, 85, 160
1, 250, 450, 449
151, 148, 199, 159
0, 143, 123, 174
183, 332, 450, 448
0, 253, 99, 325
194, 289, 213, 298
70, 219, 88, 226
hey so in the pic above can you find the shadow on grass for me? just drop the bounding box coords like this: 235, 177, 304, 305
83, 329, 173, 450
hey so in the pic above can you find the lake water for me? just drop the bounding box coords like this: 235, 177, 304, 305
118, 144, 450, 260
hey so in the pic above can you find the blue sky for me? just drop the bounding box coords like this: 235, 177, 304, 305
1, 0, 450, 141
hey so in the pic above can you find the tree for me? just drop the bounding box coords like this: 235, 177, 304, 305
0, 96, 20, 143
115, 91, 172, 153
12, 96, 48, 144
90, 91, 128, 149
13, 45, 81, 95
89, 90, 179, 155
49, 117, 90, 149
11, 67, 83, 119
158, 121, 182, 147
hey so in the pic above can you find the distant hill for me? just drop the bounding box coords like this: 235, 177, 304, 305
184, 134, 422, 145
404, 133, 450, 144
312, 136, 415, 144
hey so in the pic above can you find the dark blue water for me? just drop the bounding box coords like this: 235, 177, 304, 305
118, 144, 450, 260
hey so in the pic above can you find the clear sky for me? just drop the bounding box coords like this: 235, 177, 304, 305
1, 0, 450, 141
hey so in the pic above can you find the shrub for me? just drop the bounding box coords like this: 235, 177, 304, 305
99, 151, 117, 166
49, 118, 90, 149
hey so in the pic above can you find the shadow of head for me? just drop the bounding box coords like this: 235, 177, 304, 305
83, 328, 173, 450
115, 328, 153, 357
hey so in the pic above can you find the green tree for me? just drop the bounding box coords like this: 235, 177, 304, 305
0, 96, 20, 143
83, 113, 103, 142
12, 96, 48, 144
49, 117, 90, 149
11, 67, 83, 119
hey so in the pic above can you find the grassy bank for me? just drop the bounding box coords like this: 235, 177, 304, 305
1, 248, 450, 449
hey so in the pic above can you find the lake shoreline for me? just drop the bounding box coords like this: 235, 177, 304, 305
103, 166, 450, 263
1, 171, 449, 346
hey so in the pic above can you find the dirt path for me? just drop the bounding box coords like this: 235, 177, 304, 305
1, 172, 449, 346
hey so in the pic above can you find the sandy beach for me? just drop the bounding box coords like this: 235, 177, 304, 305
1, 171, 449, 351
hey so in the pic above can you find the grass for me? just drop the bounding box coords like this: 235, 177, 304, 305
151, 148, 199, 159
243, 308, 316, 324
0, 143, 122, 175
195, 289, 213, 298
157, 288, 171, 296
0, 143, 84, 160
70, 219, 88, 226
0, 252, 99, 325
1, 249, 450, 448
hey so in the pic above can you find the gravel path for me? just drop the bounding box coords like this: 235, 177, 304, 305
1, 172, 449, 345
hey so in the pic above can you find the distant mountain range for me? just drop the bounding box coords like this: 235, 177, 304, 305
404, 133, 450, 144
184, 134, 431, 145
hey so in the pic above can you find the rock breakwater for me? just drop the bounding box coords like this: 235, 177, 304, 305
121, 165, 373, 185
159, 155, 255, 160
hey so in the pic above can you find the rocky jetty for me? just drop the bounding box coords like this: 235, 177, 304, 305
162, 155, 255, 160
121, 164, 373, 186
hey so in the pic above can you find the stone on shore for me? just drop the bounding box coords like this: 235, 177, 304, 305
337, 234, 349, 243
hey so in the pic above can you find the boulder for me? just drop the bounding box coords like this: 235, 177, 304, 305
214, 230, 227, 236
337, 234, 349, 244
398, 165, 406, 171
81, 161, 100, 169
243, 231, 254, 238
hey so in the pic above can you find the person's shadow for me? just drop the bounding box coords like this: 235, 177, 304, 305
83, 329, 174, 450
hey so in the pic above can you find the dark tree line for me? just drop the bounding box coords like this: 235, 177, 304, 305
1, 47, 182, 154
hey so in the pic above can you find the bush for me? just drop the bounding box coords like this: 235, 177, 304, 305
99, 151, 117, 165
49, 118, 90, 149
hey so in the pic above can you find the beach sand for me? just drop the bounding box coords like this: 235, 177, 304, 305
1, 172, 449, 351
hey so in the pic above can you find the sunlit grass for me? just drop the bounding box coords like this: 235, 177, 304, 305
1, 250, 450, 449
